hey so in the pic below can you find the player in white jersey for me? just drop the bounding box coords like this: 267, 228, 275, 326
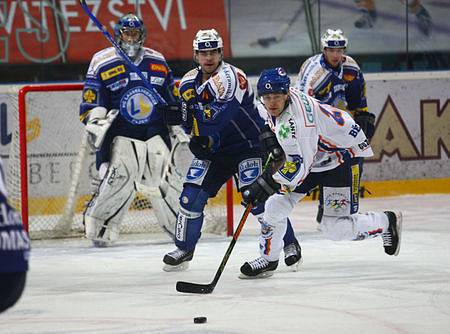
239, 68, 402, 278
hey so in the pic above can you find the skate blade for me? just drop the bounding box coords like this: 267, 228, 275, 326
238, 271, 275, 280
163, 261, 190, 272
287, 257, 304, 272
393, 212, 403, 256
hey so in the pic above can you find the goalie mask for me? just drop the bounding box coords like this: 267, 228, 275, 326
114, 13, 147, 59
321, 29, 348, 50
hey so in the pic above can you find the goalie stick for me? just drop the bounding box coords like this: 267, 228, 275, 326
78, 0, 164, 105
176, 155, 273, 294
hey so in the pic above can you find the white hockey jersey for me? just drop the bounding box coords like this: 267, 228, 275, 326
267, 87, 373, 190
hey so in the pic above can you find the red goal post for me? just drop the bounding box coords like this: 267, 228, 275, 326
7, 83, 233, 239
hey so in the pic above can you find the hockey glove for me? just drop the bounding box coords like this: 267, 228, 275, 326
259, 125, 286, 170
353, 111, 376, 139
189, 136, 215, 160
85, 107, 119, 150
242, 171, 281, 206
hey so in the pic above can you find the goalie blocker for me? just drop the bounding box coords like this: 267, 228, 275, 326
84, 132, 188, 246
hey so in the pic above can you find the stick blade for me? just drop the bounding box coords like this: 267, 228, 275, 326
176, 281, 215, 294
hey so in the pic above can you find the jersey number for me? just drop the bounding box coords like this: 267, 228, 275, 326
319, 104, 345, 126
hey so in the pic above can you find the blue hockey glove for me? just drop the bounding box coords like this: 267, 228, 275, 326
353, 111, 376, 139
242, 171, 280, 206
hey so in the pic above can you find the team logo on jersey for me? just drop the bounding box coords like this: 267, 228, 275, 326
278, 155, 302, 182
238, 158, 262, 187
185, 159, 210, 184
119, 86, 159, 125
100, 65, 125, 81
82, 89, 97, 104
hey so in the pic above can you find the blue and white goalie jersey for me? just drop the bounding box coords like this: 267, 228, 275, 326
178, 62, 264, 154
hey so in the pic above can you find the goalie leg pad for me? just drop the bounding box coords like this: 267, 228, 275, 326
85, 137, 147, 244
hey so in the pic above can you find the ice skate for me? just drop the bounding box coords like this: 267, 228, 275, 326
284, 239, 303, 272
163, 248, 194, 272
382, 211, 402, 256
239, 257, 278, 279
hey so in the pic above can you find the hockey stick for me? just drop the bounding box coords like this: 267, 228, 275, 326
176, 155, 273, 294
176, 203, 253, 294
78, 0, 164, 104
249, 3, 304, 48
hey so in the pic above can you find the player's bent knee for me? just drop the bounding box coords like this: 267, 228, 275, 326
264, 193, 294, 223
179, 186, 210, 213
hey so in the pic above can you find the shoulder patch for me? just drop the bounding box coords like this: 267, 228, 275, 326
82, 88, 98, 104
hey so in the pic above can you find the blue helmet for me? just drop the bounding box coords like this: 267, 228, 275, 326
114, 13, 147, 58
257, 67, 291, 96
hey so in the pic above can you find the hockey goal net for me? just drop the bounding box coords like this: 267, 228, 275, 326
5, 83, 233, 239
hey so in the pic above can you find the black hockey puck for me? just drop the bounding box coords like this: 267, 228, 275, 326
194, 316, 207, 324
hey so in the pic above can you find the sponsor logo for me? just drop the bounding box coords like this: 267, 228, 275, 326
150, 63, 168, 74
358, 138, 370, 150
212, 73, 225, 96
130, 72, 148, 81
300, 93, 314, 123
239, 158, 261, 186
288, 118, 296, 138
100, 64, 125, 81
278, 124, 290, 140
119, 86, 158, 125
186, 159, 208, 182
106, 78, 129, 92
182, 88, 195, 102
82, 89, 97, 103
150, 76, 165, 85
325, 192, 349, 212
237, 72, 247, 90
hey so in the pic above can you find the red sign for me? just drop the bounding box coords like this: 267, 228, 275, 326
0, 0, 230, 64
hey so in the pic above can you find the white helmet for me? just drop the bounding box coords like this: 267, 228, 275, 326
321, 29, 348, 50
193, 29, 223, 51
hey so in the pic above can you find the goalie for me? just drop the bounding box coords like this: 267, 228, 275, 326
79, 13, 182, 246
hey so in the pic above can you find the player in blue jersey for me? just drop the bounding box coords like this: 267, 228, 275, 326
0, 158, 29, 313
161, 29, 302, 272
296, 29, 376, 223
79, 13, 181, 246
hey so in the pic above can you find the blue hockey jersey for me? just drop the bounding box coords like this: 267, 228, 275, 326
0, 159, 29, 273
79, 46, 177, 166
178, 62, 264, 154
296, 54, 368, 114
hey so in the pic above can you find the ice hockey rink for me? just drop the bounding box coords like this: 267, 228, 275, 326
1, 194, 450, 334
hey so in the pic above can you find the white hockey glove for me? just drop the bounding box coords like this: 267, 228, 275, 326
85, 107, 119, 150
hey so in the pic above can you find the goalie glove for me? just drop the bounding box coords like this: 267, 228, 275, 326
242, 170, 281, 206
85, 107, 119, 150
259, 125, 286, 171
353, 111, 376, 139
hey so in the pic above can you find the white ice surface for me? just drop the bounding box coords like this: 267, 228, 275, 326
1, 194, 450, 333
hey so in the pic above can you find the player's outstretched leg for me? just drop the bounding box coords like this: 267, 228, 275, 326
382, 211, 402, 256
239, 258, 279, 279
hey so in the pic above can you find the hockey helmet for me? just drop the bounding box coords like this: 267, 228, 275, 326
257, 67, 291, 96
321, 29, 348, 50
114, 13, 147, 58
193, 29, 223, 51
